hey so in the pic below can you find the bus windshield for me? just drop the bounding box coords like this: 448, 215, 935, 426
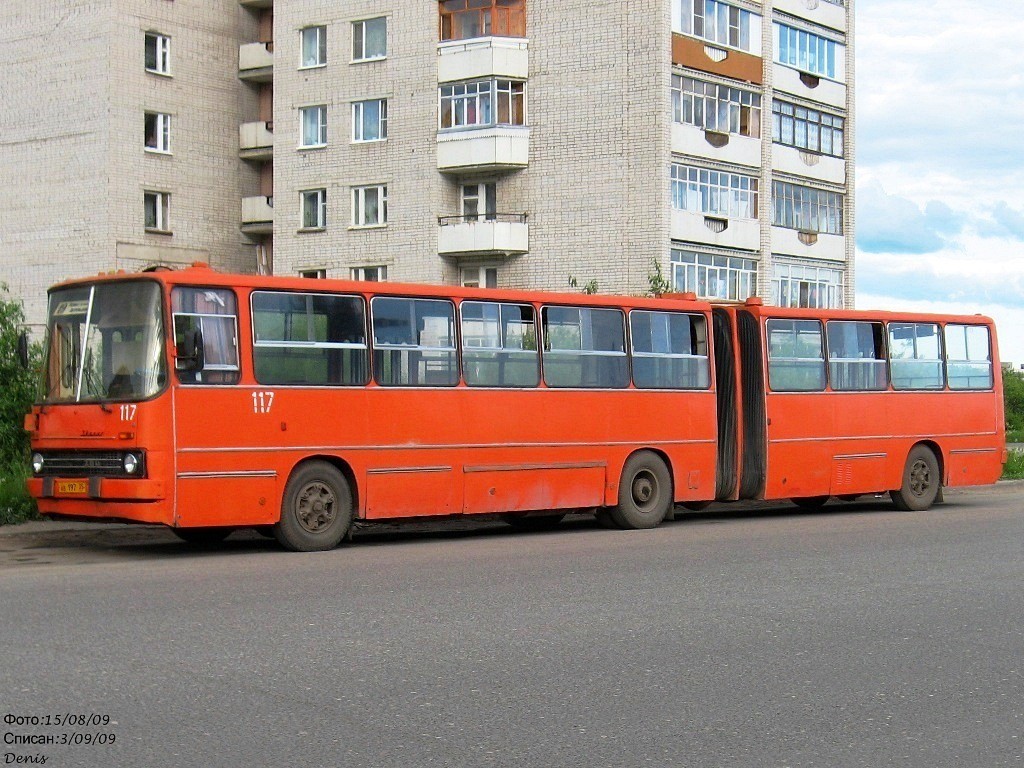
42, 281, 167, 403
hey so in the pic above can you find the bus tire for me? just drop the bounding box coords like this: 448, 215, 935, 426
172, 527, 232, 545
610, 451, 672, 530
890, 445, 941, 512
275, 461, 352, 552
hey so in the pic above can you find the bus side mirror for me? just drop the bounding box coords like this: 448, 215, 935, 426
176, 327, 205, 372
16, 331, 29, 369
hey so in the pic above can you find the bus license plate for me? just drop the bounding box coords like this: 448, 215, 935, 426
56, 480, 89, 495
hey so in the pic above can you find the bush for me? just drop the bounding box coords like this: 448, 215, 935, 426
0, 285, 39, 524
1004, 368, 1024, 433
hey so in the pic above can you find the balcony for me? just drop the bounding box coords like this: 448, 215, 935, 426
437, 127, 529, 173
773, 0, 846, 33
239, 42, 274, 82
241, 196, 273, 235
239, 121, 273, 160
438, 214, 529, 256
671, 122, 761, 168
438, 38, 529, 83
772, 65, 846, 109
670, 210, 760, 251
771, 226, 846, 261
772, 145, 845, 185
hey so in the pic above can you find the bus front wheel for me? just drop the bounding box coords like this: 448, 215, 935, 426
276, 461, 353, 552
890, 446, 941, 512
609, 451, 672, 530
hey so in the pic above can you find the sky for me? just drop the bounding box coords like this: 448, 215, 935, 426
855, 0, 1024, 366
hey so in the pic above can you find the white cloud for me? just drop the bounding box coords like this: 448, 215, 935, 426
855, 0, 1024, 365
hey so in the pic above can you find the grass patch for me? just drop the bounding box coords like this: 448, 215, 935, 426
1004, 448, 1024, 480
1006, 429, 1024, 444
0, 466, 38, 526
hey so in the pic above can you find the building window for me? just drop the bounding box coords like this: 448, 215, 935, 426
671, 164, 758, 219
672, 75, 761, 137
675, 0, 758, 52
145, 33, 171, 75
772, 101, 844, 157
144, 191, 170, 232
439, 79, 525, 130
299, 269, 326, 279
462, 183, 497, 220
351, 266, 388, 282
772, 181, 843, 234
439, 0, 526, 41
352, 185, 387, 227
300, 26, 326, 68
771, 257, 844, 309
461, 266, 498, 289
299, 105, 327, 148
775, 23, 842, 80
144, 112, 171, 153
671, 249, 757, 301
353, 17, 386, 61
352, 99, 388, 142
300, 188, 327, 229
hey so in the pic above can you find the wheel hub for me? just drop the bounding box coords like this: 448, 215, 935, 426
909, 460, 931, 497
297, 482, 336, 532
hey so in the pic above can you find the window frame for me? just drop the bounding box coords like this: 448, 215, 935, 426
299, 25, 327, 69
671, 74, 762, 138
766, 318, 827, 393
676, 0, 758, 53
370, 296, 459, 387
825, 320, 888, 392
772, 100, 845, 158
771, 180, 844, 235
144, 32, 171, 76
299, 105, 328, 149
171, 286, 241, 385
944, 324, 994, 391
670, 163, 759, 220
460, 300, 540, 388
629, 310, 712, 390
671, 249, 757, 302
300, 188, 327, 230
144, 190, 171, 233
250, 290, 370, 388
144, 111, 172, 154
541, 305, 629, 390
351, 184, 388, 228
774, 22, 842, 80
439, 0, 527, 42
887, 322, 945, 391
438, 78, 526, 131
352, 98, 388, 143
352, 17, 387, 62
351, 266, 388, 282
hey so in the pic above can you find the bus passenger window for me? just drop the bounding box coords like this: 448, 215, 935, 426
252, 292, 368, 386
542, 306, 628, 389
944, 324, 993, 390
461, 301, 539, 387
371, 297, 458, 386
171, 287, 240, 385
629, 311, 710, 389
825, 321, 887, 391
767, 319, 825, 392
888, 323, 944, 390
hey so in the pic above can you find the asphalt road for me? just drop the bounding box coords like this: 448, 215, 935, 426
2, 484, 1023, 768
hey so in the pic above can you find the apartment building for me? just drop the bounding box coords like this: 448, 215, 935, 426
0, 0, 854, 328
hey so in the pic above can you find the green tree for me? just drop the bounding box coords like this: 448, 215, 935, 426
646, 260, 672, 297
1003, 367, 1024, 433
0, 285, 39, 523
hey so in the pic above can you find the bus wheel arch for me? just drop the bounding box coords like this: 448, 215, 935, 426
275, 458, 355, 552
890, 442, 943, 512
608, 449, 674, 530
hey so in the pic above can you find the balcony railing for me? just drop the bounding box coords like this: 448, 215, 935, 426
438, 213, 527, 226
241, 195, 274, 235
239, 120, 274, 159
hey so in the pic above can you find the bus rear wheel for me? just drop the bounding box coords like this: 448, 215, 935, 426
609, 451, 672, 530
890, 445, 941, 512
276, 461, 352, 552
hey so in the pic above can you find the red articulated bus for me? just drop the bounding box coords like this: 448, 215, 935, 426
24, 264, 1006, 551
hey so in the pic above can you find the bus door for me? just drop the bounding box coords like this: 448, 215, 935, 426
711, 307, 766, 501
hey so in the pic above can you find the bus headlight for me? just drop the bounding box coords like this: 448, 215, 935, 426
123, 453, 140, 475
31, 453, 44, 474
